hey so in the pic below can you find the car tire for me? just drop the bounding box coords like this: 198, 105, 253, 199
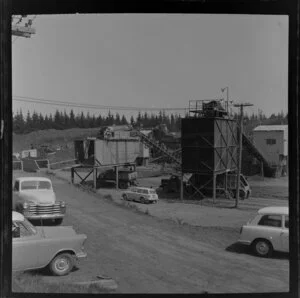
54, 218, 63, 225
49, 253, 75, 276
122, 194, 128, 201
140, 197, 146, 204
119, 181, 128, 189
252, 239, 273, 257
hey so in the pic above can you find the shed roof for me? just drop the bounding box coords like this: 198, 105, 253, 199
253, 125, 288, 132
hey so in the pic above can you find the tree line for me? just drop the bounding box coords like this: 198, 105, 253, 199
13, 108, 288, 135
13, 109, 183, 134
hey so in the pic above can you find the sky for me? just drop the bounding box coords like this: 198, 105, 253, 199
12, 14, 289, 120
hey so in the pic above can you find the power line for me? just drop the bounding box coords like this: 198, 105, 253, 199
13, 95, 188, 112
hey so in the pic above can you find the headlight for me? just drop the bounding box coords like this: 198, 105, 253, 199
60, 201, 66, 207
23, 202, 29, 209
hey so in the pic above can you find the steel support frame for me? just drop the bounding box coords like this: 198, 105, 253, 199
71, 162, 136, 190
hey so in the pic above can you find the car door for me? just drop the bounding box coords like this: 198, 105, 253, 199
280, 215, 289, 252
12, 221, 40, 271
256, 214, 283, 251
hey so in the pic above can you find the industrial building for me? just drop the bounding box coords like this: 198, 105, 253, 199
252, 125, 288, 175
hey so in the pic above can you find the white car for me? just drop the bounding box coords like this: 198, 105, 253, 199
122, 187, 159, 204
12, 211, 87, 276
238, 206, 288, 257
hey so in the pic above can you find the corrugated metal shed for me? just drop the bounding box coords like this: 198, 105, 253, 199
253, 125, 288, 132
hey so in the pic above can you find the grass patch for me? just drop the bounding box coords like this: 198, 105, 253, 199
12, 272, 114, 293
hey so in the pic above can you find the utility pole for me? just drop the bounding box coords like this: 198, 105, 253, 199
221, 87, 229, 113
233, 102, 253, 208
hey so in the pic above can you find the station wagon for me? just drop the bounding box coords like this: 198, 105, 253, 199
122, 187, 159, 204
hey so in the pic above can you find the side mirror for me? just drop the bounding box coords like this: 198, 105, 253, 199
12, 226, 20, 238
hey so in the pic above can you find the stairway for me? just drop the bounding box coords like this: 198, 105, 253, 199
132, 129, 181, 165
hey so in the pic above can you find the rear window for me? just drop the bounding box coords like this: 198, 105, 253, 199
258, 215, 282, 228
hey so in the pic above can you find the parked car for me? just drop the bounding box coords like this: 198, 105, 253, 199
97, 169, 138, 189
238, 206, 288, 257
122, 187, 159, 204
13, 177, 66, 225
12, 211, 87, 276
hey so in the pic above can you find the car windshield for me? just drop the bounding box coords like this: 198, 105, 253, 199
14, 219, 37, 236
240, 175, 247, 186
23, 219, 37, 235
38, 181, 52, 190
21, 181, 51, 190
149, 190, 156, 194
21, 181, 38, 190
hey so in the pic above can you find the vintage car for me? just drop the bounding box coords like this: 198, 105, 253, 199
12, 211, 87, 276
13, 177, 66, 225
238, 206, 289, 257
122, 187, 159, 204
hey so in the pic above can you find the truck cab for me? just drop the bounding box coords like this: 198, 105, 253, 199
13, 177, 66, 225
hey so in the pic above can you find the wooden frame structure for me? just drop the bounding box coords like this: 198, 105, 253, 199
71, 162, 136, 190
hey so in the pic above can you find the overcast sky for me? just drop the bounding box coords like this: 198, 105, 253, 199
12, 14, 288, 119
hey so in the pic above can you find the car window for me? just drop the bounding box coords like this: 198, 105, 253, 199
14, 221, 35, 237
21, 181, 38, 190
38, 181, 52, 190
14, 181, 19, 191
284, 216, 289, 228
258, 215, 282, 228
149, 190, 156, 194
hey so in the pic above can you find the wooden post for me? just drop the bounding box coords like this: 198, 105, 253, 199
93, 167, 97, 189
180, 172, 184, 201
71, 167, 74, 184
115, 166, 119, 189
212, 173, 216, 204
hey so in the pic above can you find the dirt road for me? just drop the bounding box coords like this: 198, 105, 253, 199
19, 173, 287, 294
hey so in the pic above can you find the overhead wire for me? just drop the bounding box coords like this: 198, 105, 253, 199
13, 95, 188, 112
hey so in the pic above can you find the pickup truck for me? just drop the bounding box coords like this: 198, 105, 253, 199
97, 169, 138, 189
161, 172, 251, 199
12, 211, 87, 276
13, 177, 66, 225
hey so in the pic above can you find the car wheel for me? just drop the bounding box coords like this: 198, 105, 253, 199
119, 181, 128, 189
122, 194, 128, 201
49, 253, 75, 276
140, 197, 146, 204
54, 218, 63, 225
252, 239, 273, 257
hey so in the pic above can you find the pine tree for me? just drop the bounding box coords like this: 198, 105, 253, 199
121, 115, 128, 125
25, 111, 33, 132
13, 109, 25, 133
115, 113, 121, 125
69, 109, 76, 128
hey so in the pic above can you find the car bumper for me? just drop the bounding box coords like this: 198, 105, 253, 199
76, 251, 87, 259
24, 214, 65, 220
237, 239, 251, 245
